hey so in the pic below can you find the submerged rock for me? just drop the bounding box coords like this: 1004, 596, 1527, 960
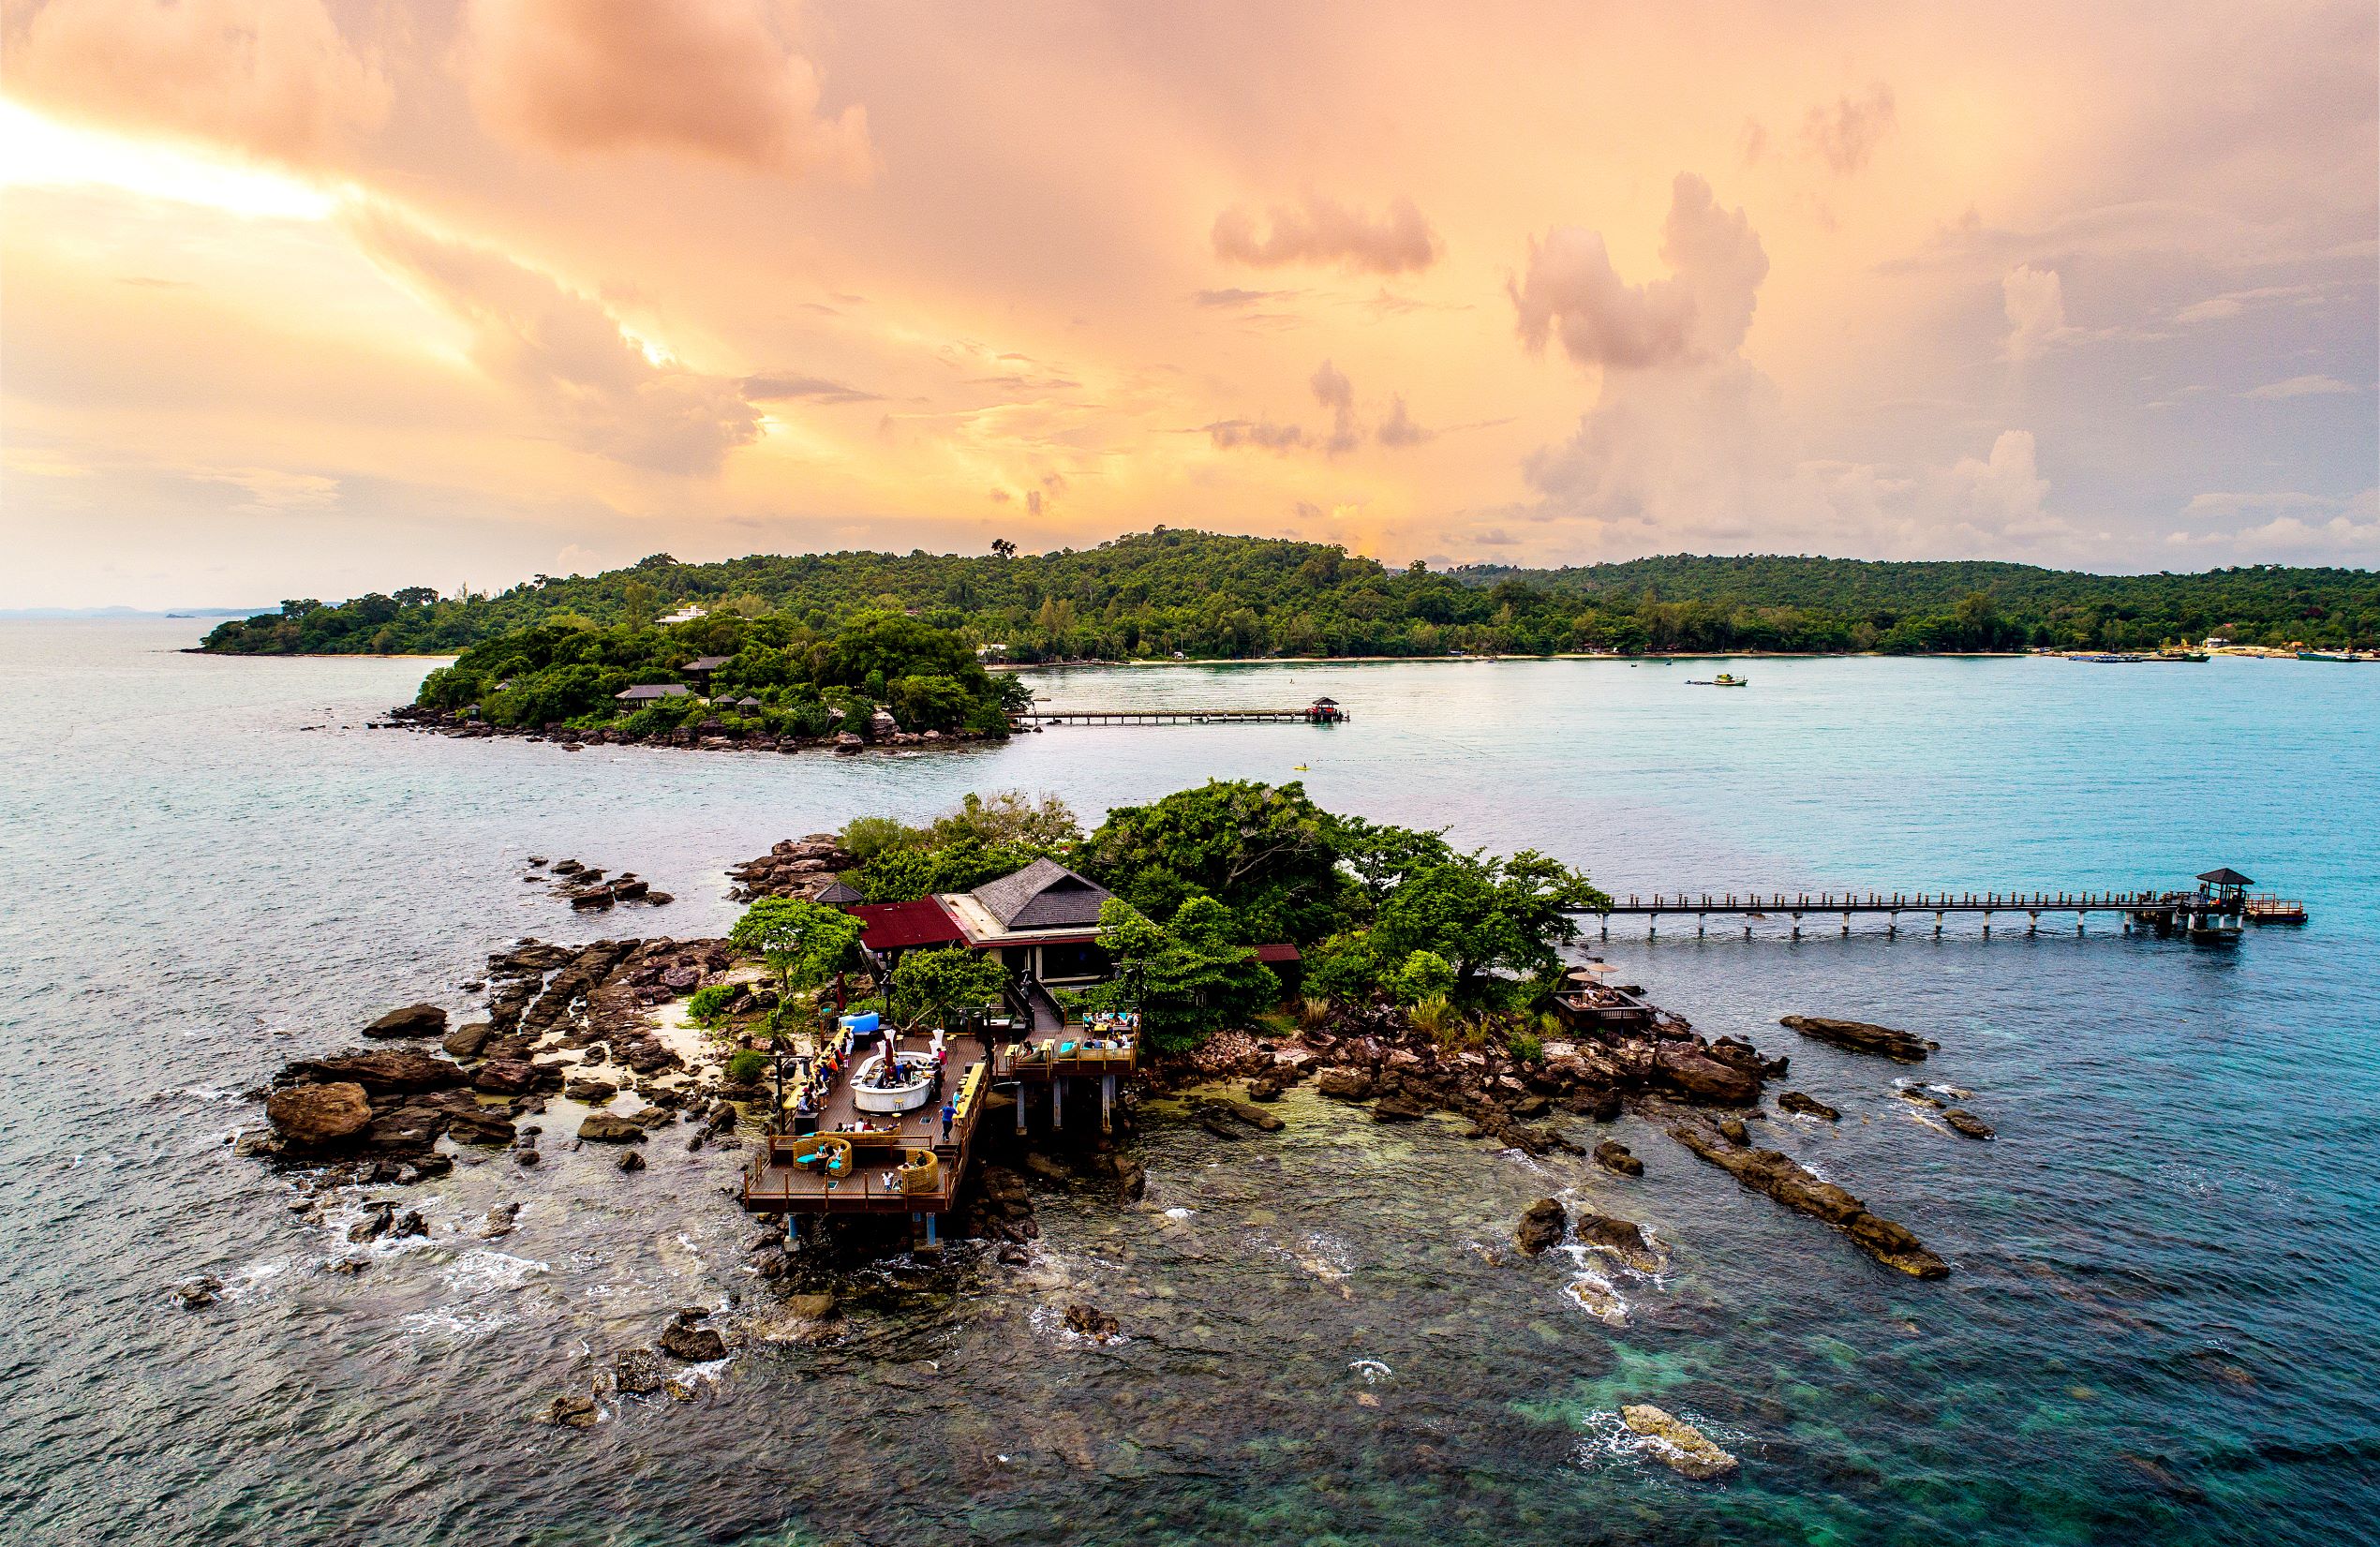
1214, 1098, 1284, 1133
1316, 1068, 1375, 1101
1667, 1118, 1949, 1279
577, 1112, 646, 1144
1621, 1404, 1738, 1480
613, 1347, 668, 1396
1063, 1302, 1122, 1343
1514, 1197, 1568, 1256
1779, 1015, 1933, 1062
1778, 1091, 1841, 1121
543, 1392, 598, 1429
282, 1049, 465, 1095
1371, 1095, 1426, 1123
169, 1275, 223, 1310
1574, 1212, 1662, 1273
1943, 1108, 1995, 1139
362, 1004, 448, 1040
480, 1201, 519, 1239
265, 1081, 372, 1146
1593, 1139, 1644, 1177
1654, 1043, 1762, 1106
659, 1312, 726, 1362
617, 1149, 646, 1173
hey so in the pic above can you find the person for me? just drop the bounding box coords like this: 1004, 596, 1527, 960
940, 1100, 956, 1140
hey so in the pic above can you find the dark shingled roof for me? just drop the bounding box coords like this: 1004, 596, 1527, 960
970, 857, 1113, 930
814, 878, 865, 906
682, 655, 733, 672
2197, 867, 2255, 886
615, 683, 692, 701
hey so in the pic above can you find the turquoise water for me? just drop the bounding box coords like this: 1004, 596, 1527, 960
2, 622, 2374, 1545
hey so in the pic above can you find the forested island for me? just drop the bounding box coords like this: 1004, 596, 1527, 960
199, 528, 2380, 661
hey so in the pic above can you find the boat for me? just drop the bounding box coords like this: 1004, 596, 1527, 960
2298, 648, 2378, 662
2153, 649, 2210, 662
1685, 673, 1748, 687
2070, 653, 2149, 663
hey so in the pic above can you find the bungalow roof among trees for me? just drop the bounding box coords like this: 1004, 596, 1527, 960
967, 857, 1113, 931
615, 683, 692, 702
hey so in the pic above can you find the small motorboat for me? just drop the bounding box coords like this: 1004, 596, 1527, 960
1688, 673, 1749, 687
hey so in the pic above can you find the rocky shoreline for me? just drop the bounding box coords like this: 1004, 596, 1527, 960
375, 702, 1004, 756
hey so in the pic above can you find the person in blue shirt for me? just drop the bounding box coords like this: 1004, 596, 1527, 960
940, 1100, 956, 1141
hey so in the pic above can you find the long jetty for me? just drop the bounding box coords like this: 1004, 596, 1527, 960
1018, 699, 1346, 727
1581, 875, 2302, 940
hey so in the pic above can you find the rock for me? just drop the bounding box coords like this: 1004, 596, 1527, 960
1316, 1068, 1375, 1101
661, 965, 702, 991
1114, 1156, 1147, 1202
562, 1077, 617, 1104
571, 891, 616, 912
1593, 1139, 1644, 1177
474, 1059, 537, 1095
1897, 1088, 1942, 1108
265, 1082, 372, 1146
644, 892, 675, 906
1667, 1119, 1949, 1279
544, 1393, 598, 1429
1215, 1099, 1285, 1132
1655, 1043, 1762, 1106
659, 1316, 726, 1362
1585, 1089, 1623, 1123
348, 1201, 395, 1242
1718, 1117, 1748, 1145
170, 1275, 223, 1310
617, 1149, 646, 1172
1943, 1108, 1995, 1139
1620, 1405, 1739, 1480
1245, 1077, 1283, 1103
513, 1146, 541, 1168
1780, 1015, 1933, 1062
480, 1202, 519, 1239
1371, 1095, 1426, 1123
445, 1105, 518, 1146
1514, 1197, 1568, 1255
1023, 1153, 1071, 1184
614, 1347, 669, 1396
781, 1292, 837, 1321
1574, 1212, 1661, 1272
441, 1021, 493, 1059
389, 1209, 427, 1240
1063, 1303, 1121, 1343
1778, 1091, 1840, 1121
362, 1004, 448, 1040
282, 1049, 465, 1094
551, 859, 584, 875
578, 1112, 647, 1144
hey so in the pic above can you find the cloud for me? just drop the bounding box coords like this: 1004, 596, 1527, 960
459, 0, 871, 178
1512, 173, 1768, 370
1309, 359, 1359, 454
2001, 265, 2069, 361
739, 372, 881, 403
1801, 85, 1897, 174
8, 0, 391, 166
1473, 527, 1520, 546
195, 465, 342, 513
350, 207, 759, 474
2170, 488, 2380, 561
1376, 394, 1432, 448
1212, 192, 1440, 274
1204, 418, 1306, 452
1192, 287, 1298, 308
2174, 284, 2324, 324
2242, 374, 2358, 399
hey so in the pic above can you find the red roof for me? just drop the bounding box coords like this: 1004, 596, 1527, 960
851, 899, 967, 951
1255, 943, 1302, 963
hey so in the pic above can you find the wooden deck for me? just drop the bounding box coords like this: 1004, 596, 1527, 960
740, 1029, 990, 1216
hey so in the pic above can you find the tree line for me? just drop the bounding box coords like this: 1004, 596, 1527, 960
200, 528, 2380, 660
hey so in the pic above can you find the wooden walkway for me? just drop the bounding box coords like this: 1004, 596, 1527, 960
1017, 707, 1347, 725
1578, 885, 2299, 938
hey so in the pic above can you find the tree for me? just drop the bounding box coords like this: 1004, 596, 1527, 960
1369, 851, 1606, 994
1088, 896, 1278, 1051
1081, 780, 1348, 944
991, 538, 1018, 559
728, 898, 861, 1001
889, 948, 1010, 1030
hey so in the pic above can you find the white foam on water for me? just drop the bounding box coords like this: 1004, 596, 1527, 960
1562, 1271, 1630, 1326
443, 1248, 549, 1294
1160, 1207, 1194, 1221
1348, 1359, 1392, 1384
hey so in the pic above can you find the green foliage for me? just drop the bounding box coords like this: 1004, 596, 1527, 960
728, 897, 861, 998
1385, 948, 1457, 1006
1509, 1031, 1544, 1064
1369, 851, 1604, 989
686, 984, 737, 1026
1080, 780, 1347, 944
888, 948, 1011, 1029
857, 839, 1056, 904
725, 1049, 769, 1086
198, 528, 2380, 661
1086, 896, 1280, 1052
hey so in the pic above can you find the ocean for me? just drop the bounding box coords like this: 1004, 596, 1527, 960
1, 619, 2373, 1545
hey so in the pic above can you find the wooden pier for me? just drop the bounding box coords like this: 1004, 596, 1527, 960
1017, 696, 1346, 727
1580, 870, 2301, 941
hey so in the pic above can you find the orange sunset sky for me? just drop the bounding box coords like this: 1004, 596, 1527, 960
3, 0, 2374, 607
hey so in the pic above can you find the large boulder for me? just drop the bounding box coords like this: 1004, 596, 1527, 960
265, 1082, 372, 1146
473, 1059, 537, 1095
1779, 1015, 1934, 1062
578, 1112, 647, 1143
363, 1004, 449, 1040
1778, 1091, 1840, 1121
1593, 1139, 1644, 1177
1655, 1044, 1761, 1106
1621, 1405, 1738, 1480
1316, 1068, 1374, 1101
1573, 1212, 1662, 1273
1514, 1197, 1568, 1255
441, 1021, 493, 1059
1943, 1108, 1995, 1139
658, 1314, 726, 1361
281, 1049, 465, 1095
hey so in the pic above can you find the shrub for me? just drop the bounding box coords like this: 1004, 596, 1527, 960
725, 1049, 768, 1086
1509, 1031, 1543, 1064
1297, 996, 1332, 1030
687, 984, 736, 1026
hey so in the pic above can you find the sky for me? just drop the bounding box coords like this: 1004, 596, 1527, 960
2, 0, 2374, 608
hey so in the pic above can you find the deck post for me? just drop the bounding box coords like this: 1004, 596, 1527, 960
1102, 1073, 1114, 1133
1841, 913, 1851, 937
1698, 914, 1706, 939
1934, 911, 1943, 938
1016, 1085, 1027, 1135
1599, 914, 1609, 940
1791, 911, 1801, 941
925, 1212, 938, 1246
2029, 910, 2039, 936
1983, 911, 1992, 939
1887, 913, 1898, 939
1053, 1077, 1064, 1129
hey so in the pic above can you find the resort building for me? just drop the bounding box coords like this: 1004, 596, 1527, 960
614, 683, 692, 706
845, 857, 1116, 986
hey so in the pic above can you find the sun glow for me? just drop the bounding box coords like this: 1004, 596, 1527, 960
0, 98, 344, 221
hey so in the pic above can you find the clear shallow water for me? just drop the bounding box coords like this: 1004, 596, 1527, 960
2, 622, 2375, 1545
